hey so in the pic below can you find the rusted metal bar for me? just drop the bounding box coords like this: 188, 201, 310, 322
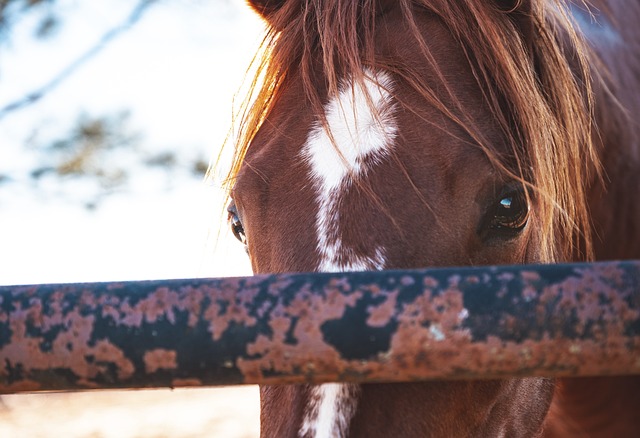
1, 261, 639, 393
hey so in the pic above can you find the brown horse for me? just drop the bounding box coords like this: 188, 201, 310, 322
220, 0, 640, 436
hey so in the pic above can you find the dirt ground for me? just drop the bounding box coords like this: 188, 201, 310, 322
0, 386, 260, 438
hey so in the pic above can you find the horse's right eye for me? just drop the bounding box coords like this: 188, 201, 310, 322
230, 213, 247, 244
227, 203, 247, 245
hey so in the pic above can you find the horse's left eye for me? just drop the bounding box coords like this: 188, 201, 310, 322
227, 203, 247, 245
489, 190, 529, 231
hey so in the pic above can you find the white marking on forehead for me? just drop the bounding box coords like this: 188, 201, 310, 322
299, 70, 396, 438
301, 69, 396, 273
304, 70, 397, 191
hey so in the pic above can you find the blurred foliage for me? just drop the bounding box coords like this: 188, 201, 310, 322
0, 0, 60, 43
30, 111, 140, 188
0, 0, 210, 209
22, 111, 210, 209
0, 0, 159, 117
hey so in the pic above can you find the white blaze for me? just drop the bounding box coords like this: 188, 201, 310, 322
299, 70, 397, 438
301, 69, 396, 273
300, 383, 359, 438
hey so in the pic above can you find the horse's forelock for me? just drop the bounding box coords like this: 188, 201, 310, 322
220, 0, 599, 263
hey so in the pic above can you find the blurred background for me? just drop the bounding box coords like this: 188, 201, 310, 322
0, 0, 262, 436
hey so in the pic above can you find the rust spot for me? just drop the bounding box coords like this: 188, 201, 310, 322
144, 349, 178, 373
423, 276, 438, 288
203, 281, 259, 341
172, 378, 204, 387
3, 380, 42, 393
366, 290, 398, 327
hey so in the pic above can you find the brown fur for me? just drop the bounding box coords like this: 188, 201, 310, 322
224, 0, 599, 262
216, 0, 640, 436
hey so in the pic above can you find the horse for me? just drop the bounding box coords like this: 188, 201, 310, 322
220, 0, 640, 436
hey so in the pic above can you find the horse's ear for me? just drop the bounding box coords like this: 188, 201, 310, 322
248, 0, 288, 20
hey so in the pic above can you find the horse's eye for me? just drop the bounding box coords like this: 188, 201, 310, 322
227, 203, 247, 245
230, 213, 247, 244
490, 190, 529, 231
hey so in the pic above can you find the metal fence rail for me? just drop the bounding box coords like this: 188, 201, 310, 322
1, 260, 639, 394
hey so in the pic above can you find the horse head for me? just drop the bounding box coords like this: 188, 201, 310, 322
223, 0, 605, 436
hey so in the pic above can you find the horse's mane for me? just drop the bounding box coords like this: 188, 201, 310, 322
217, 0, 600, 262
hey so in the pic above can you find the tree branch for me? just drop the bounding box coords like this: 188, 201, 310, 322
0, 0, 159, 122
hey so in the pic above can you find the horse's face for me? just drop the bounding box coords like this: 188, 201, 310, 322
229, 2, 543, 275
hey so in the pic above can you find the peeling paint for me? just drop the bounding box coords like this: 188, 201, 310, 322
0, 261, 639, 393
144, 349, 178, 373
